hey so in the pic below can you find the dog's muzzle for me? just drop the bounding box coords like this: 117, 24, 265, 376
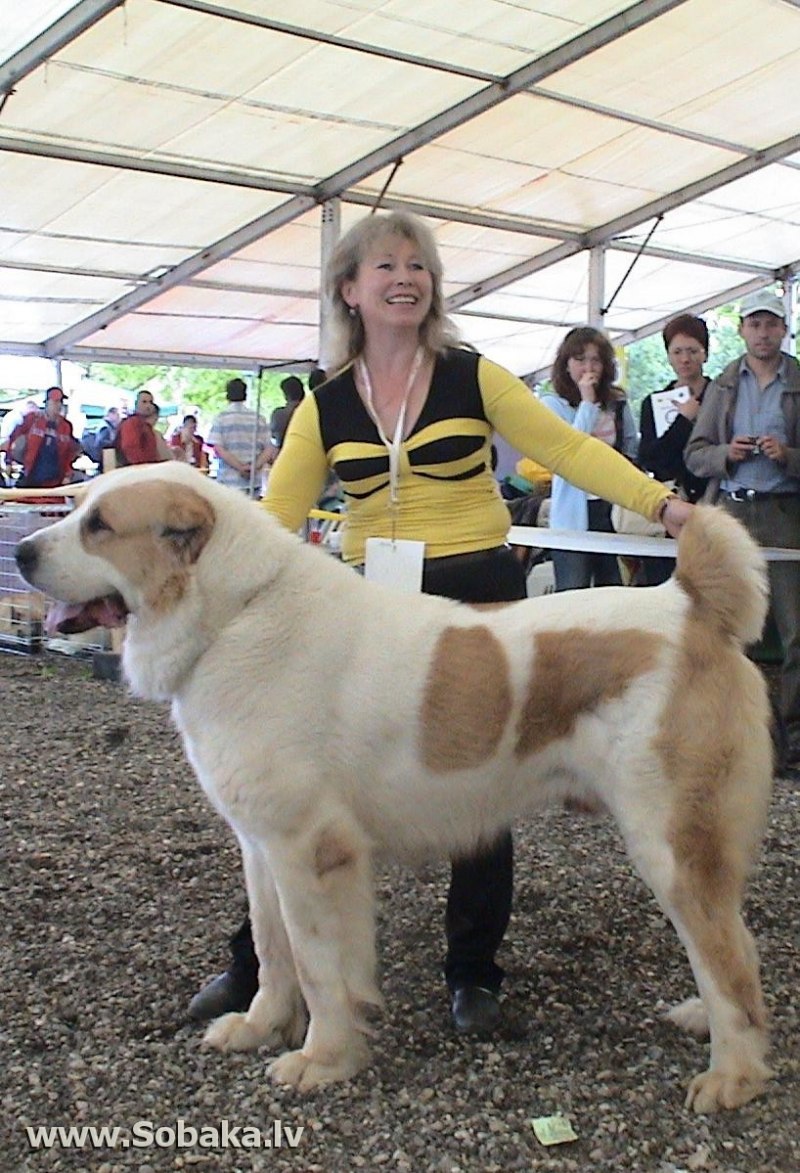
15, 538, 39, 584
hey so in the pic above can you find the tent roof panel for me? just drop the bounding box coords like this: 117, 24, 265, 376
543, 0, 800, 139
1, 150, 285, 249
80, 312, 320, 360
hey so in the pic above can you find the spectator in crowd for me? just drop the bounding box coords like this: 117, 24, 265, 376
208, 378, 272, 496
685, 289, 800, 766
308, 367, 327, 392
1, 386, 80, 488
269, 377, 305, 449
187, 211, 691, 1035
170, 413, 209, 471
636, 314, 711, 585
81, 406, 121, 471
0, 398, 38, 445
540, 327, 638, 591
115, 391, 173, 466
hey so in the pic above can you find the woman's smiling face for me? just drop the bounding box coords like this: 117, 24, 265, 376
341, 235, 433, 335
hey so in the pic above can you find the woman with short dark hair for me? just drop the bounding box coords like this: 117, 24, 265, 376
637, 313, 711, 584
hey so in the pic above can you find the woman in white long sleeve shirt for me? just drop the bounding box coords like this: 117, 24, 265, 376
541, 326, 638, 591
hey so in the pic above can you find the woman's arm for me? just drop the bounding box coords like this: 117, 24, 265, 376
262, 395, 330, 531
482, 359, 671, 523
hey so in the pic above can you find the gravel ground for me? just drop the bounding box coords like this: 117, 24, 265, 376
2, 652, 797, 1173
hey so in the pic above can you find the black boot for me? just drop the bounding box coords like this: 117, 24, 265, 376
188, 917, 259, 1022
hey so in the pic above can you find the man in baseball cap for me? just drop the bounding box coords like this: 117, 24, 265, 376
686, 288, 800, 771
739, 290, 787, 320
1, 385, 79, 488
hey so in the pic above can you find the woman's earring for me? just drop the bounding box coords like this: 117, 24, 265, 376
348, 305, 358, 319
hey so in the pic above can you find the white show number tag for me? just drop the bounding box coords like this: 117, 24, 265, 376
364, 538, 425, 593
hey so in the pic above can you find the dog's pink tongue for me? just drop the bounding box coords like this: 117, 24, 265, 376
46, 597, 128, 635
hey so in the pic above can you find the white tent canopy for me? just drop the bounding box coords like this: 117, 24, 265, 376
1, 0, 799, 377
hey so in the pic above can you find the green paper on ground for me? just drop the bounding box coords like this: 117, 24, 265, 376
530, 1115, 578, 1146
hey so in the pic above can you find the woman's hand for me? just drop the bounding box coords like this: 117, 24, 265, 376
577, 371, 598, 403
675, 396, 701, 422
662, 496, 693, 537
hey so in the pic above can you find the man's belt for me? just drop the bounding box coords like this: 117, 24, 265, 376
722, 489, 796, 503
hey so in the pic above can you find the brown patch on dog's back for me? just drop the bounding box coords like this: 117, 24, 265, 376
515, 628, 662, 757
421, 625, 512, 771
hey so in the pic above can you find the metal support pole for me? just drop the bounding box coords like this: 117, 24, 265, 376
588, 247, 605, 329
248, 368, 263, 498
783, 279, 796, 354
319, 199, 341, 372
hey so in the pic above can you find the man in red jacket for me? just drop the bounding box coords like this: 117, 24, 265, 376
2, 387, 79, 488
115, 390, 173, 466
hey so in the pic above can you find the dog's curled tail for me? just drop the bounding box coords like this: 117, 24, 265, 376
675, 504, 769, 647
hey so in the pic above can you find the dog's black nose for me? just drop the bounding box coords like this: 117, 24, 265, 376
15, 539, 38, 577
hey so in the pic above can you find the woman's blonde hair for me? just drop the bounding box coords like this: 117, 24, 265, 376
324, 211, 461, 371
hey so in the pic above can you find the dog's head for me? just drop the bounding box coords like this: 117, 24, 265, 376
15, 464, 216, 634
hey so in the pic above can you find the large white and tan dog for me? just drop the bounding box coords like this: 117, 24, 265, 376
15, 463, 774, 1112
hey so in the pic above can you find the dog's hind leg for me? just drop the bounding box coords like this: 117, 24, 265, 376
264, 818, 379, 1091
204, 837, 307, 1054
610, 789, 770, 1113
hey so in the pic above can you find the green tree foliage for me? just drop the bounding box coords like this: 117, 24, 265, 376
88, 364, 293, 427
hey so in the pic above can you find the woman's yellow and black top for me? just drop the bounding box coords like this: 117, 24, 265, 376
264, 348, 669, 564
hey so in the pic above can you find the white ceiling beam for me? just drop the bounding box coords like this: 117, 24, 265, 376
0, 0, 124, 94
157, 0, 498, 83
528, 86, 752, 156
41, 0, 689, 356
65, 347, 315, 371
340, 192, 580, 243
0, 135, 315, 196
609, 241, 775, 275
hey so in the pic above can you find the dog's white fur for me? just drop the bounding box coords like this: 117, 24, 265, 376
16, 463, 774, 1111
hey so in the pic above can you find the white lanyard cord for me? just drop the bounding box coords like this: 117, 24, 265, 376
359, 347, 423, 507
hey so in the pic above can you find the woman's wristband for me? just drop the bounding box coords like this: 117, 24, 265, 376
655, 495, 674, 523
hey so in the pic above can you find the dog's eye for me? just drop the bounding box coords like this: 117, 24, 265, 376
85, 509, 113, 535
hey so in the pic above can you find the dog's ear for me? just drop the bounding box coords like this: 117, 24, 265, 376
160, 486, 215, 564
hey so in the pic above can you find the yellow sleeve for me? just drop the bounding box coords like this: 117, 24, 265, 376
480, 357, 669, 521
262, 394, 330, 531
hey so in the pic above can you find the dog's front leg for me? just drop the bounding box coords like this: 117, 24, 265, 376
204, 837, 307, 1053
263, 823, 379, 1092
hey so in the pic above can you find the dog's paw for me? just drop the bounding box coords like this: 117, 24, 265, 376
666, 997, 710, 1038
202, 1011, 279, 1053
267, 1041, 370, 1092
685, 1065, 769, 1113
